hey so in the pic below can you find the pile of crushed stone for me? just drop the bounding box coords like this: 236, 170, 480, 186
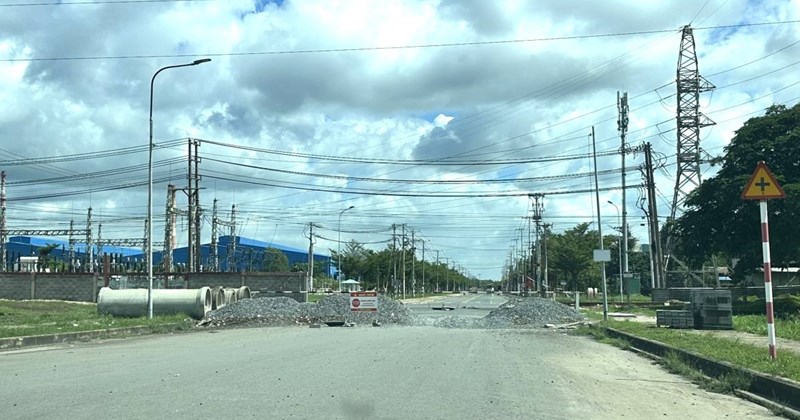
197, 294, 583, 329
197, 296, 304, 327
483, 297, 585, 327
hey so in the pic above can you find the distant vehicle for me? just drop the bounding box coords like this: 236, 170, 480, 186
469, 287, 478, 294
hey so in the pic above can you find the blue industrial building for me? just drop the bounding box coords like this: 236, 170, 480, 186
2, 235, 331, 273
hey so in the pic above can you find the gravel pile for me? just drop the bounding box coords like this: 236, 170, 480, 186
483, 297, 584, 327
305, 293, 418, 326
197, 294, 583, 329
197, 296, 304, 327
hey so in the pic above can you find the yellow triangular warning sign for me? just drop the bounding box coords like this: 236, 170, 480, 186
741, 161, 786, 200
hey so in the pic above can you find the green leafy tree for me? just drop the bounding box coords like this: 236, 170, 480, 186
262, 247, 289, 272
548, 223, 599, 291
675, 103, 800, 278
37, 243, 60, 272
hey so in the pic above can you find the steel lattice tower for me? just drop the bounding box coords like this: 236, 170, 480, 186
671, 25, 715, 220
664, 25, 715, 279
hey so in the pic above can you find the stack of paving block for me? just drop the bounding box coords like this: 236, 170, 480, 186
656, 309, 695, 329
689, 289, 733, 330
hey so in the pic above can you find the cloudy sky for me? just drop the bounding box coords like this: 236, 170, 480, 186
1, 0, 799, 279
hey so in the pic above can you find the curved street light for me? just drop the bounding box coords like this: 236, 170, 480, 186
148, 58, 211, 318
337, 205, 355, 292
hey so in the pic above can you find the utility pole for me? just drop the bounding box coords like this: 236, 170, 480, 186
411, 229, 416, 298
1, 171, 6, 272
435, 249, 440, 292
307, 222, 315, 292
531, 194, 544, 296
86, 207, 93, 272
421, 239, 426, 295
643, 143, 665, 289
543, 223, 551, 295
392, 224, 397, 296
592, 126, 609, 321
210, 198, 219, 271
618, 91, 630, 276
69, 219, 75, 272
444, 257, 450, 291
401, 223, 406, 299
164, 184, 178, 274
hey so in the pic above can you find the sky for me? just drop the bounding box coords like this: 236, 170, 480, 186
0, 0, 799, 280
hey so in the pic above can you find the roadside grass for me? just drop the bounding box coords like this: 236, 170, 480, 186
599, 319, 800, 383
660, 351, 752, 394
0, 299, 192, 338
734, 315, 800, 341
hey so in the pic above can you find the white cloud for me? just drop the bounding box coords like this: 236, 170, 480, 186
0, 0, 798, 279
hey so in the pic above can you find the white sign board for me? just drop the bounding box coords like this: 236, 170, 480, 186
593, 249, 611, 262
350, 291, 378, 312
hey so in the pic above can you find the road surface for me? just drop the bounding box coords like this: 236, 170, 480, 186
403, 292, 506, 319
0, 323, 777, 419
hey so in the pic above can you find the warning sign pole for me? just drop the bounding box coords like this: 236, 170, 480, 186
742, 161, 785, 360
760, 200, 777, 360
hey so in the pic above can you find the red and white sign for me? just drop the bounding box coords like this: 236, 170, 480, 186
349, 291, 378, 312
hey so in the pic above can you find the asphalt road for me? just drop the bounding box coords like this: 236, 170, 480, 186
403, 292, 507, 319
0, 324, 777, 419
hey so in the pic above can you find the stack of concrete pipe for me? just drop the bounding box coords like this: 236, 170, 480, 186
97, 287, 212, 319
209, 286, 252, 310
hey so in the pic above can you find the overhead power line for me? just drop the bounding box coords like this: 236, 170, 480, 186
3, 20, 798, 63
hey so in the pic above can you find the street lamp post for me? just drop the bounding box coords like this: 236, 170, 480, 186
608, 200, 623, 301
148, 58, 211, 319
337, 205, 354, 292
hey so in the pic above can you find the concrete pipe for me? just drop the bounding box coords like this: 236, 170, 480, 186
236, 286, 251, 300
223, 288, 238, 306
97, 287, 212, 319
211, 286, 226, 310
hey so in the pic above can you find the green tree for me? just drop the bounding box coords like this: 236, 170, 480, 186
37, 243, 60, 272
675, 103, 800, 277
262, 247, 289, 272
548, 223, 599, 291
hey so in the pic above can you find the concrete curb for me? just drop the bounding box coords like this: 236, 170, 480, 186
593, 325, 800, 415
0, 323, 187, 351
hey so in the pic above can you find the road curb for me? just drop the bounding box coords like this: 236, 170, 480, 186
593, 325, 800, 414
0, 323, 186, 351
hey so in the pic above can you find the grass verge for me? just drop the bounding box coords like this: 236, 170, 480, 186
0, 299, 193, 338
600, 319, 800, 383
734, 315, 800, 341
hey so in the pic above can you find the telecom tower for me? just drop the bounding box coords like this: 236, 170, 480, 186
664, 25, 715, 278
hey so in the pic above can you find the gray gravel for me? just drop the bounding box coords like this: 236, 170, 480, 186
484, 297, 584, 327
197, 296, 304, 327
197, 294, 583, 329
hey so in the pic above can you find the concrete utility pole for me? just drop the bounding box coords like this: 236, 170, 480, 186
307, 222, 315, 292
435, 249, 440, 292
618, 91, 630, 276
411, 229, 416, 298
401, 223, 406, 299
164, 184, 178, 274
1, 171, 6, 272
69, 219, 75, 272
420, 239, 426, 295
86, 207, 93, 272
392, 224, 397, 296
531, 194, 544, 296
643, 143, 665, 289
591, 126, 609, 321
